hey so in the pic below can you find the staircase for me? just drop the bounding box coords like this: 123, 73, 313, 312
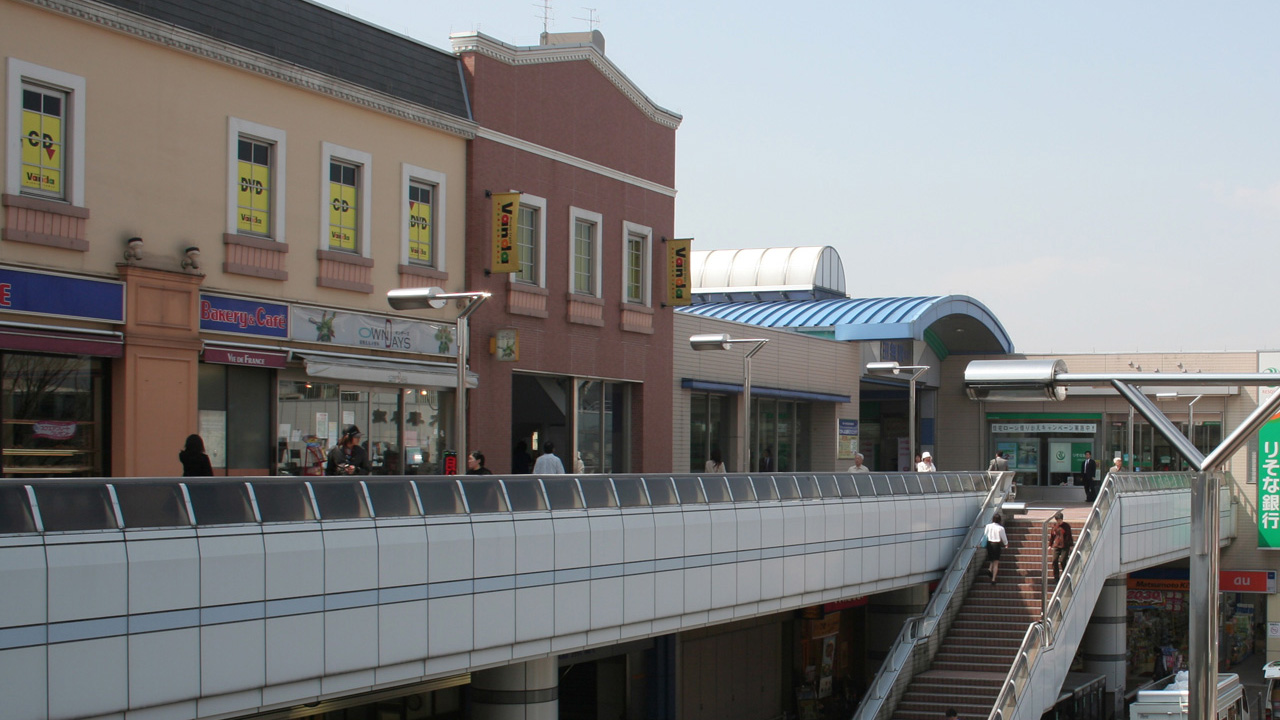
891, 508, 1092, 720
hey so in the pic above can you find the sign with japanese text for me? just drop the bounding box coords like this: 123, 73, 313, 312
199, 294, 288, 338
1258, 419, 1280, 549
0, 266, 124, 323
490, 192, 520, 273
992, 423, 1096, 434
837, 419, 859, 460
291, 306, 455, 357
666, 237, 692, 306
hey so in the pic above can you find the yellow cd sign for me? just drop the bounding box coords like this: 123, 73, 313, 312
21, 99, 63, 196
491, 192, 520, 273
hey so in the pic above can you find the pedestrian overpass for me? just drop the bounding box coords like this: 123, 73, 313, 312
0, 470, 1231, 720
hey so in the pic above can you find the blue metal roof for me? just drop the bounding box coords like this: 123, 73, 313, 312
678, 295, 1014, 354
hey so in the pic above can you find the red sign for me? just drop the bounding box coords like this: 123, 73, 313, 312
203, 347, 287, 368
1220, 570, 1272, 593
32, 421, 77, 440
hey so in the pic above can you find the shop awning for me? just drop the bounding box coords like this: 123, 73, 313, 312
681, 379, 850, 404
295, 351, 478, 389
0, 324, 123, 357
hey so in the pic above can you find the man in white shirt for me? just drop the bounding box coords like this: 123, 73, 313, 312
847, 452, 870, 472
917, 451, 936, 472
532, 441, 566, 474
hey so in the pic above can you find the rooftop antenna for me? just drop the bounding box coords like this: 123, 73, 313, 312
535, 0, 553, 35
573, 7, 600, 30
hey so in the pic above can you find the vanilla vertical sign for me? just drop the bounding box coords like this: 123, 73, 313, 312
491, 192, 520, 273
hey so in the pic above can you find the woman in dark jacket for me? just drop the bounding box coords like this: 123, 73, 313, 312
179, 434, 213, 477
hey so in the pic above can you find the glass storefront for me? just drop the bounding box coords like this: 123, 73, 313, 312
689, 392, 730, 472
1, 353, 105, 478
1106, 416, 1222, 471
754, 398, 810, 473
576, 379, 629, 474
276, 378, 452, 475
198, 363, 272, 473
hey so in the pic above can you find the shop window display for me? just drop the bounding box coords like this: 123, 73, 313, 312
1, 353, 104, 477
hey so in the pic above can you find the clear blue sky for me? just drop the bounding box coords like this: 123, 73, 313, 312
316, 1, 1280, 354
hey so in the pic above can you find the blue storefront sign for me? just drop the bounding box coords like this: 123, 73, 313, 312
199, 294, 289, 338
0, 266, 125, 323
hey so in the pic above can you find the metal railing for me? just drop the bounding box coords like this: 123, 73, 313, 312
990, 472, 1199, 720
851, 471, 1015, 720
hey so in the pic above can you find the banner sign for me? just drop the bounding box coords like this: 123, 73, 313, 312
991, 423, 1096, 434
203, 347, 287, 368
199, 294, 288, 338
837, 419, 859, 460
666, 237, 691, 306
490, 192, 520, 273
1128, 569, 1276, 593
0, 266, 124, 323
1259, 419, 1280, 549
291, 306, 455, 357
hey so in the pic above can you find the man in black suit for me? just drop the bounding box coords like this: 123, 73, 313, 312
1080, 451, 1098, 502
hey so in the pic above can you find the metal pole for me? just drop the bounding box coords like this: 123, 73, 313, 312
1127, 404, 1135, 470
909, 367, 927, 469
742, 340, 767, 473
1188, 469, 1220, 720
453, 295, 488, 463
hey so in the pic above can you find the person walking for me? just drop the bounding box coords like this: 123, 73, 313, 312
1049, 511, 1073, 583
917, 451, 936, 472
179, 434, 213, 477
1080, 451, 1098, 502
945, 709, 959, 720
532, 441, 566, 474
983, 513, 1009, 584
988, 450, 1009, 472
326, 425, 370, 475
466, 450, 493, 475
847, 452, 870, 472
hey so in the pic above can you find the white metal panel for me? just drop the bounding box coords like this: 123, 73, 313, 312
265, 614, 322, 685
126, 534, 200, 614
378, 600, 429, 666
588, 513, 624, 566
49, 637, 128, 720
709, 507, 737, 554
553, 581, 590, 636
653, 509, 685, 558
128, 628, 199, 709
710, 563, 736, 610
759, 556, 785, 600
200, 620, 265, 696
736, 557, 762, 605
0, 539, 46, 627
552, 515, 590, 570
515, 586, 554, 643
589, 576, 624, 629
424, 519, 472, 582
623, 573, 656, 625
654, 570, 684, 618
375, 522, 428, 588
325, 607, 378, 674
621, 511, 655, 563
513, 517, 554, 575
682, 508, 711, 558
322, 525, 378, 593
46, 536, 127, 622
683, 565, 712, 614
426, 595, 473, 656
263, 527, 323, 600
474, 590, 516, 650
471, 516, 515, 578
0, 646, 46, 720
196, 529, 265, 607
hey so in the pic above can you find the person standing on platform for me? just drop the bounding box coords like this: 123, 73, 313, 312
705, 447, 726, 473
326, 426, 370, 475
988, 450, 1009, 472
759, 446, 774, 472
917, 451, 936, 472
512, 441, 532, 474
1080, 451, 1098, 502
179, 434, 213, 477
532, 441, 565, 474
847, 452, 870, 472
466, 451, 492, 475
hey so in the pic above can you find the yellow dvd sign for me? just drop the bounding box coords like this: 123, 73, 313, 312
491, 192, 520, 273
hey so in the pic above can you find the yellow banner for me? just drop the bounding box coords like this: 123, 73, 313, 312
490, 193, 520, 273
666, 237, 692, 306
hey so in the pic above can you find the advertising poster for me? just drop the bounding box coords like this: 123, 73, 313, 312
490, 192, 520, 273
1049, 442, 1072, 473
291, 306, 455, 356
666, 238, 692, 306
997, 441, 1019, 467
1257, 418, 1280, 549
837, 419, 859, 460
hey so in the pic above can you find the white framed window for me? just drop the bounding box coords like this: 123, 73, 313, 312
513, 193, 546, 287
401, 163, 446, 269
320, 142, 372, 256
622, 221, 652, 306
6, 59, 86, 205
569, 206, 602, 297
227, 117, 287, 240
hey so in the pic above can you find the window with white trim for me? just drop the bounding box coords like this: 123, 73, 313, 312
622, 221, 652, 305
227, 118, 286, 241
513, 193, 546, 287
402, 163, 446, 270
321, 143, 372, 255
569, 207, 602, 297
7, 59, 86, 205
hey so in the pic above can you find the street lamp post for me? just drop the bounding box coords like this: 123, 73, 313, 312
964, 359, 1280, 720
389, 287, 490, 467
866, 361, 929, 470
690, 333, 769, 472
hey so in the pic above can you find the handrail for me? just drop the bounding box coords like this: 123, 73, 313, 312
989, 471, 1196, 720
851, 471, 1015, 720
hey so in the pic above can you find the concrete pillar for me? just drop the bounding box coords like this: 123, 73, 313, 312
1083, 577, 1128, 719
471, 658, 558, 720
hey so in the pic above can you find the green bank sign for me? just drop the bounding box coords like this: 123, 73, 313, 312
1258, 418, 1280, 549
